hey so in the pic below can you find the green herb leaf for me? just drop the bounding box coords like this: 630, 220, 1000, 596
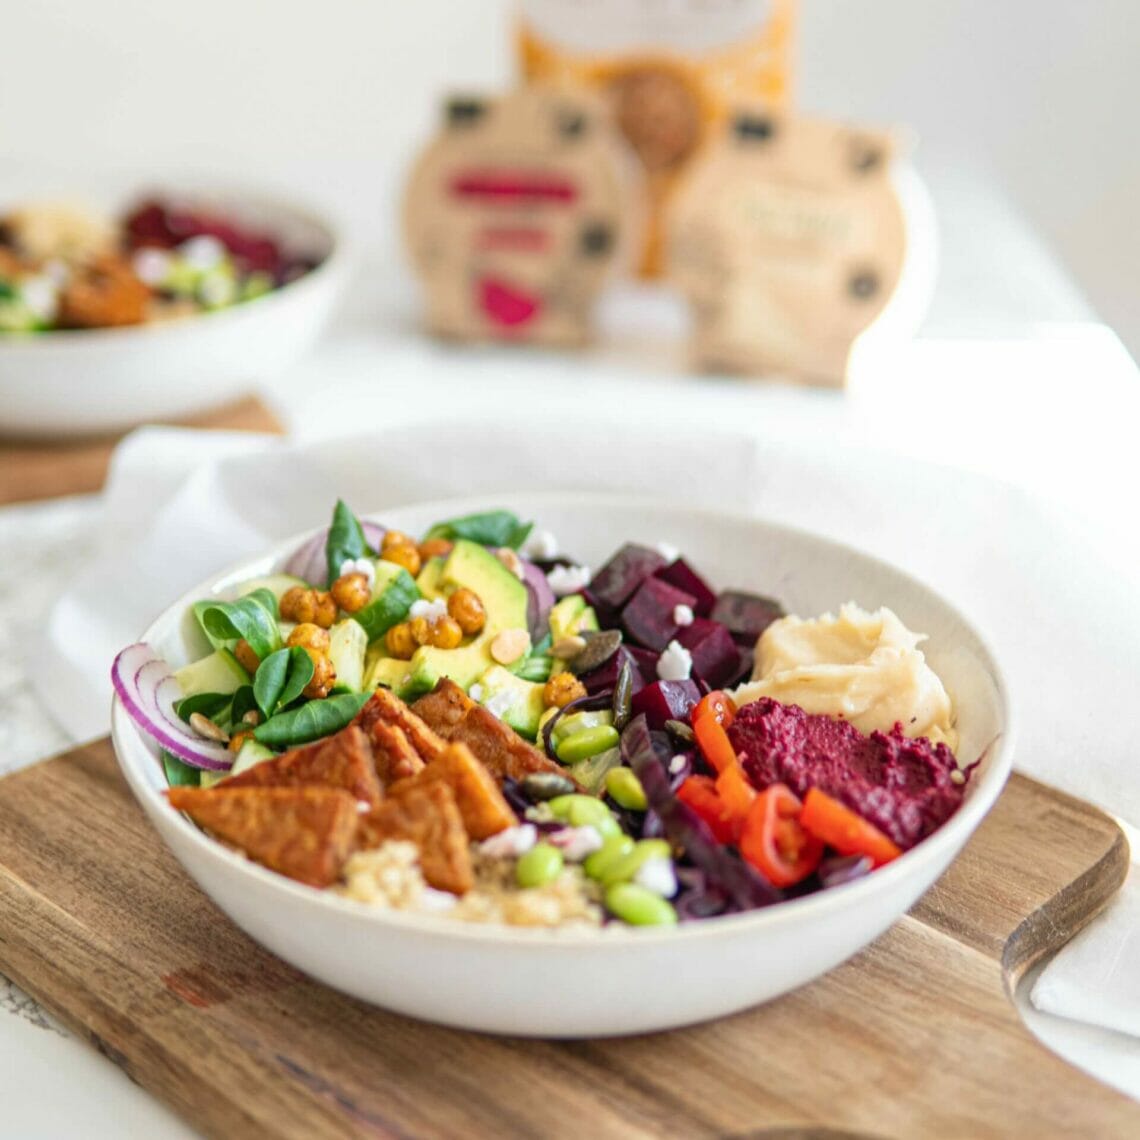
532, 632, 553, 656
175, 691, 232, 724
229, 685, 259, 727
253, 691, 370, 748
326, 499, 368, 587
162, 751, 202, 787
354, 567, 419, 642
253, 645, 316, 717
425, 510, 533, 550
200, 589, 281, 660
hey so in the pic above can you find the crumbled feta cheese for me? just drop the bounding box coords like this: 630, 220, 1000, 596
179, 234, 226, 270
479, 824, 538, 859
356, 800, 373, 813
132, 247, 172, 286
546, 564, 591, 597
673, 604, 694, 627
655, 541, 680, 563
409, 597, 448, 622
634, 856, 678, 898
483, 689, 514, 721
656, 640, 692, 681
546, 825, 604, 862
668, 754, 687, 775
468, 683, 484, 702
339, 557, 376, 590
19, 275, 58, 321
522, 528, 558, 560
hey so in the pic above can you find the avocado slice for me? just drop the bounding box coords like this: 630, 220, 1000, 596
405, 634, 495, 698
173, 648, 249, 698
415, 556, 447, 599
476, 665, 546, 739
364, 649, 416, 697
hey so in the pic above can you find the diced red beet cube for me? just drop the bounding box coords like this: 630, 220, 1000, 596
581, 646, 645, 696
677, 620, 742, 689
631, 680, 702, 729
622, 577, 698, 651
726, 647, 754, 687
626, 645, 660, 679
653, 559, 716, 617
589, 544, 667, 610
711, 591, 785, 645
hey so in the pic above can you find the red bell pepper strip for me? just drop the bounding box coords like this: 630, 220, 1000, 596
676, 775, 735, 843
714, 763, 756, 840
799, 788, 902, 868
691, 691, 738, 774
739, 784, 824, 887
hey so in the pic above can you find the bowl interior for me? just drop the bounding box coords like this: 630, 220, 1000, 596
113, 492, 1013, 941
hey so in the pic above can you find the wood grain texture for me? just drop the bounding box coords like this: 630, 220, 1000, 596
0, 394, 283, 505
0, 740, 1133, 1140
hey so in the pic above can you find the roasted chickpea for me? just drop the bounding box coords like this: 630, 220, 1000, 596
427, 615, 463, 649
544, 672, 587, 709
234, 638, 261, 675
447, 587, 486, 635
409, 616, 432, 646
287, 623, 330, 652
384, 621, 417, 660
280, 585, 316, 624
418, 537, 454, 561
303, 649, 337, 699
331, 572, 371, 614
228, 728, 255, 753
312, 590, 339, 629
382, 540, 421, 577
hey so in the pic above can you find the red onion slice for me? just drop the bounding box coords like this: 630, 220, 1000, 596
112, 643, 233, 771
282, 520, 386, 585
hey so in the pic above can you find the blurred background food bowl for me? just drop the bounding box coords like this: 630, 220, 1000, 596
0, 173, 349, 438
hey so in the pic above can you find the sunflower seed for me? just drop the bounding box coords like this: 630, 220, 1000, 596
551, 635, 587, 660
189, 712, 229, 743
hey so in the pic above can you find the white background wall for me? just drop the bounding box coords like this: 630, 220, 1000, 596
1, 1, 1136, 356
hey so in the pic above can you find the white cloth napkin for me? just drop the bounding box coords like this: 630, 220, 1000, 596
24, 424, 1140, 1056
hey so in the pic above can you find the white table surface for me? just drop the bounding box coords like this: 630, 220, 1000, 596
3, 161, 1137, 1135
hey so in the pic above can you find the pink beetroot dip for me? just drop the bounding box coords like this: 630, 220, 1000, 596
728, 697, 968, 849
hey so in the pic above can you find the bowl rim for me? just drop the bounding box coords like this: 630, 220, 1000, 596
0, 178, 350, 349
110, 490, 1016, 947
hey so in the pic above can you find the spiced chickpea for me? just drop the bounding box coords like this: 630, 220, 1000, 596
302, 650, 337, 699
331, 572, 370, 614
287, 623, 330, 653
544, 672, 587, 709
382, 540, 421, 577
417, 537, 453, 561
312, 590, 339, 629
409, 616, 432, 646
427, 615, 463, 649
447, 587, 486, 635
280, 586, 315, 624
228, 728, 255, 753
385, 622, 417, 660
234, 639, 261, 675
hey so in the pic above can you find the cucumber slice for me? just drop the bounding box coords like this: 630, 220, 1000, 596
230, 737, 275, 777
199, 769, 228, 789
329, 619, 368, 692
237, 573, 310, 600
174, 649, 250, 698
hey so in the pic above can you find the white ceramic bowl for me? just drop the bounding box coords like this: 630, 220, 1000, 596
0, 177, 349, 436
111, 494, 1013, 1037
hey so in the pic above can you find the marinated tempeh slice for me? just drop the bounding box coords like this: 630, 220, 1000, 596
390, 741, 516, 840
357, 687, 447, 763
413, 680, 574, 784
167, 786, 358, 888
368, 720, 425, 785
222, 725, 382, 808
357, 781, 473, 895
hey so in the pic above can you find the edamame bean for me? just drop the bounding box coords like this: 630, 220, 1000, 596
605, 767, 648, 811
547, 793, 622, 837
552, 709, 613, 743
600, 839, 672, 887
556, 724, 621, 764
583, 834, 636, 881
605, 882, 678, 926
516, 842, 564, 888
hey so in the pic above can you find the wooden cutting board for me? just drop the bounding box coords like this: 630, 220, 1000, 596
0, 394, 283, 506
0, 740, 1133, 1140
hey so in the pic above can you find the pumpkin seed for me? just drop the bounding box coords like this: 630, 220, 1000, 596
611, 657, 634, 730
568, 629, 622, 675
520, 772, 578, 802
664, 719, 694, 743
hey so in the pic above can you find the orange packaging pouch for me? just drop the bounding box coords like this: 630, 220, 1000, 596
518, 0, 796, 276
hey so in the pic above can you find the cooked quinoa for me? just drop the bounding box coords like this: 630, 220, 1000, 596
338, 840, 603, 928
